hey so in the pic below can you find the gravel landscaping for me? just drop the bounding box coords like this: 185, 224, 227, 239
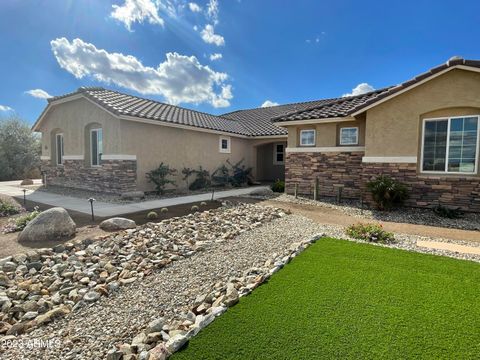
270, 194, 480, 231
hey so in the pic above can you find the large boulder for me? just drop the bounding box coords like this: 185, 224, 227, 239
100, 217, 136, 231
18, 207, 76, 242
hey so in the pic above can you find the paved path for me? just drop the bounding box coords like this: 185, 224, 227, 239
417, 240, 480, 255
0, 180, 268, 217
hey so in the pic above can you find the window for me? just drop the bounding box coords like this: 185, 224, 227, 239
340, 127, 359, 145
219, 136, 231, 153
422, 116, 479, 174
90, 128, 103, 166
55, 133, 64, 165
300, 129, 315, 146
273, 143, 285, 165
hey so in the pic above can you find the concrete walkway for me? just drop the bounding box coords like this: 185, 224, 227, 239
417, 240, 480, 255
0, 180, 268, 217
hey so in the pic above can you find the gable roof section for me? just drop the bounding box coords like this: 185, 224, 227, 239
274, 57, 480, 122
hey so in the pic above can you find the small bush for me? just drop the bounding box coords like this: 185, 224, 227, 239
0, 198, 21, 217
346, 223, 394, 243
146, 162, 177, 195
160, 207, 168, 214
14, 207, 41, 232
433, 205, 464, 219
271, 180, 285, 193
147, 211, 158, 220
191, 205, 199, 212
189, 167, 211, 191
200, 201, 207, 206
367, 175, 408, 211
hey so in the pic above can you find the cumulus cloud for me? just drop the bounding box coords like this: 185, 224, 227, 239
50, 37, 232, 107
111, 0, 164, 31
201, 24, 225, 46
25, 89, 52, 99
0, 105, 13, 112
342, 83, 375, 97
188, 2, 201, 12
261, 100, 279, 108
209, 53, 222, 61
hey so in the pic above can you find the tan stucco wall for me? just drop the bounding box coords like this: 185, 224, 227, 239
365, 69, 480, 163
285, 118, 365, 148
39, 97, 122, 159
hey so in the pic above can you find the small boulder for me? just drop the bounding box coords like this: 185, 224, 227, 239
120, 191, 145, 200
18, 207, 76, 242
20, 179, 34, 186
249, 187, 274, 197
100, 218, 136, 231
224, 283, 239, 307
165, 334, 188, 353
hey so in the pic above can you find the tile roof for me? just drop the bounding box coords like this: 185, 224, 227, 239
274, 57, 480, 122
48, 87, 251, 136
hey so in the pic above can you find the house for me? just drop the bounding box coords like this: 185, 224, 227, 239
33, 56, 480, 211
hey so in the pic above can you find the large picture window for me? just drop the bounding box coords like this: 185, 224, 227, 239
56, 133, 64, 165
90, 128, 103, 166
422, 116, 479, 174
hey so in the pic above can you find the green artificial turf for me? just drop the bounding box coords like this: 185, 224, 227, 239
173, 238, 480, 360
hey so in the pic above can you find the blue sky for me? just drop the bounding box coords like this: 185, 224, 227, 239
1, 0, 480, 124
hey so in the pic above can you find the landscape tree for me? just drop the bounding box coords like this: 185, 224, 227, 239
0, 115, 41, 181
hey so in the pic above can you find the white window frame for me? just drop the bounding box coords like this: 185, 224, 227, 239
299, 129, 316, 147
90, 128, 103, 167
55, 133, 64, 166
219, 136, 231, 154
420, 115, 480, 175
273, 143, 285, 165
340, 127, 359, 145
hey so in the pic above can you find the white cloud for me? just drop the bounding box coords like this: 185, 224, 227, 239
188, 2, 201, 12
111, 0, 164, 31
50, 37, 232, 107
209, 53, 222, 61
207, 0, 219, 24
25, 89, 52, 99
201, 24, 225, 46
0, 105, 13, 112
342, 83, 375, 97
193, 25, 198, 31
261, 100, 279, 108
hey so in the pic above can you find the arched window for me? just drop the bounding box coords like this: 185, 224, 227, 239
85, 123, 103, 166
50, 129, 64, 166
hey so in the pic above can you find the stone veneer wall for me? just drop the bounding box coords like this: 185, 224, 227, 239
41, 159, 137, 194
285, 152, 480, 212
361, 162, 480, 212
285, 152, 364, 199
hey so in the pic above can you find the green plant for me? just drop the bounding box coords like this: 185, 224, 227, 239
147, 211, 158, 220
227, 159, 252, 187
146, 162, 177, 195
346, 222, 394, 243
367, 175, 408, 211
200, 201, 207, 206
0, 197, 21, 217
189, 166, 211, 191
191, 205, 199, 212
211, 164, 230, 187
181, 167, 195, 191
160, 207, 169, 214
271, 179, 285, 193
433, 205, 464, 219
14, 207, 41, 231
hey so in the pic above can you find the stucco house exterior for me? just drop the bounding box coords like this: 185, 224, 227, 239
34, 57, 480, 212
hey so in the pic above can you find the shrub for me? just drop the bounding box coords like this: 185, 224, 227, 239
433, 205, 464, 219
191, 205, 199, 212
367, 175, 408, 211
271, 180, 285, 193
181, 167, 195, 191
346, 223, 394, 243
189, 167, 211, 191
227, 159, 252, 187
200, 201, 207, 206
147, 211, 158, 220
146, 162, 177, 195
14, 207, 41, 231
0, 197, 21, 217
160, 207, 168, 214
